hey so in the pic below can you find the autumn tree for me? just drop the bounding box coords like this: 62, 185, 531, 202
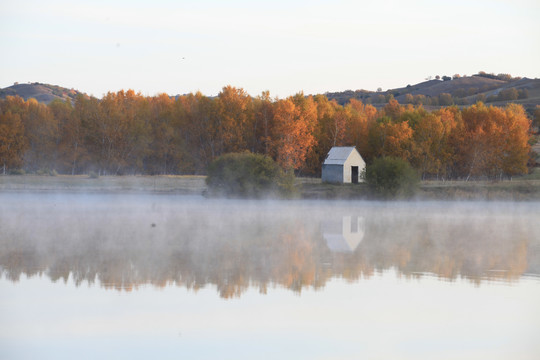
457, 102, 495, 179
0, 108, 26, 174
71, 95, 100, 174
382, 98, 405, 121
144, 94, 182, 174
404, 94, 414, 104
497, 104, 531, 177
215, 86, 254, 154
344, 99, 377, 162
434, 106, 462, 179
457, 102, 530, 179
0, 97, 57, 173
438, 93, 453, 106
49, 98, 84, 175
497, 88, 518, 101
179, 92, 220, 172
86, 90, 151, 175
305, 95, 348, 175
252, 91, 274, 155
367, 117, 413, 163
410, 112, 446, 178
0, 87, 531, 179
270, 94, 316, 171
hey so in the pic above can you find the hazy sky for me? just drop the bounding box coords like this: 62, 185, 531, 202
1, 0, 539, 98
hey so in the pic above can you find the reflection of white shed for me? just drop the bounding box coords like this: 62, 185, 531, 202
322, 216, 365, 253
321, 147, 365, 184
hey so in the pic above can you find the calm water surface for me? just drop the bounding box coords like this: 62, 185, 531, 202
1, 193, 539, 359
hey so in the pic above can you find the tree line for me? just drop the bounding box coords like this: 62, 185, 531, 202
0, 86, 532, 179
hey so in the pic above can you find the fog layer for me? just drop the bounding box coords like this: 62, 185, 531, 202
1, 193, 539, 298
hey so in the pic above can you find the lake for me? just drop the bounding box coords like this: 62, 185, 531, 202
1, 193, 539, 359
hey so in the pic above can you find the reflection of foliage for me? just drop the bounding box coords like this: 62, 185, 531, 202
0, 198, 537, 298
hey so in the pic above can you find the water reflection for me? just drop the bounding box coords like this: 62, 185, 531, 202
322, 216, 365, 252
0, 194, 539, 298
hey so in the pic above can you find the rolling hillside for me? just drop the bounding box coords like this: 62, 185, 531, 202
323, 75, 540, 114
0, 82, 87, 104
2, 75, 540, 114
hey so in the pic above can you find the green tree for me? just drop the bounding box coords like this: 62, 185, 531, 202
534, 106, 540, 129
438, 93, 453, 106
363, 157, 419, 198
206, 152, 294, 198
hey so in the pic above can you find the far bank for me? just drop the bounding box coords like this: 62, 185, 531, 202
1, 174, 540, 201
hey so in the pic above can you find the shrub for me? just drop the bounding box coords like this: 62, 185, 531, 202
9, 168, 25, 175
206, 152, 295, 198
88, 171, 100, 179
363, 157, 419, 198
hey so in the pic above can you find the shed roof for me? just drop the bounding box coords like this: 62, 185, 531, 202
323, 146, 357, 165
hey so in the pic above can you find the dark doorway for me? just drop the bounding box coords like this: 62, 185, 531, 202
351, 166, 359, 184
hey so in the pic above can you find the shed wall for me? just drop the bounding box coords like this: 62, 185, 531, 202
343, 164, 352, 183
344, 153, 366, 183
321, 164, 343, 183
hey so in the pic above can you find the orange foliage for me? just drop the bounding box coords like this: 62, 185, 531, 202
0, 90, 532, 178
270, 95, 316, 170
0, 105, 26, 173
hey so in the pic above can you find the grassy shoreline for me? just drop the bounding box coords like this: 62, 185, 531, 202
1, 173, 540, 200
0, 175, 207, 195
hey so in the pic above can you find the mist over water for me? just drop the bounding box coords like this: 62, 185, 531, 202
2, 193, 540, 359
1, 193, 538, 296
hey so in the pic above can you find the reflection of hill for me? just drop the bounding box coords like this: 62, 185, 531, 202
0, 195, 538, 298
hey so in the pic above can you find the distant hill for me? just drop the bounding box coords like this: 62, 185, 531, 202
3, 75, 540, 115
0, 82, 87, 104
322, 74, 540, 114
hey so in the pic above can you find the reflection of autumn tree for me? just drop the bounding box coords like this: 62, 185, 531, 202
1, 200, 537, 298
358, 213, 531, 283
271, 227, 316, 293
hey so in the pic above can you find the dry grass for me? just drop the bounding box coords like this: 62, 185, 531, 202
419, 172, 540, 200
0, 175, 207, 194
2, 174, 539, 200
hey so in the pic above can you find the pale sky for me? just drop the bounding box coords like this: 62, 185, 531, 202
1, 0, 539, 98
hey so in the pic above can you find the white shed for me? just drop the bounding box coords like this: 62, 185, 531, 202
321, 146, 365, 184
